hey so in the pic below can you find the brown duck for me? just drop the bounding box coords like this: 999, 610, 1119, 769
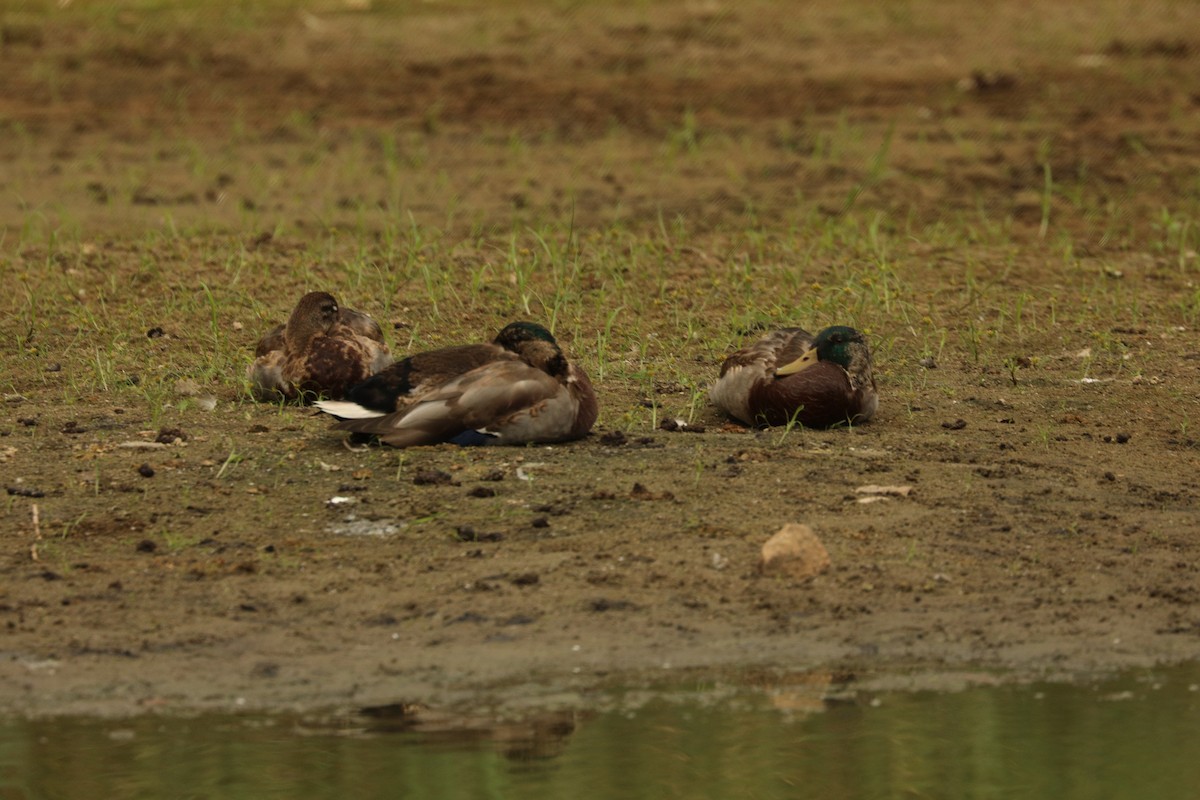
316, 321, 598, 447
709, 325, 878, 428
248, 291, 392, 402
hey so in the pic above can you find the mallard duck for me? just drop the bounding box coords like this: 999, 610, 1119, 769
709, 325, 878, 428
248, 291, 392, 402
316, 321, 598, 447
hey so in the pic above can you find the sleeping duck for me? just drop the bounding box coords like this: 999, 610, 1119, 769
316, 321, 598, 447
709, 325, 878, 428
248, 291, 392, 402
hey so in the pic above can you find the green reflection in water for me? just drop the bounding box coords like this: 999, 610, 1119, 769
2, 664, 1199, 800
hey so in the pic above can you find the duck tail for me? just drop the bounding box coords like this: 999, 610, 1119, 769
314, 400, 386, 420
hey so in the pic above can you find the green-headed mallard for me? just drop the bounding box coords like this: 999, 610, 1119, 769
315, 321, 598, 447
710, 325, 878, 428
248, 291, 392, 402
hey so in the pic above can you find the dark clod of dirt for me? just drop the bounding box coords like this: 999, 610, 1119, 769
155, 426, 188, 444
6, 486, 45, 498
599, 430, 627, 446
60, 420, 86, 434
248, 424, 270, 433
630, 482, 675, 501
85, 182, 109, 204
414, 469, 455, 486
942, 419, 968, 430
146, 327, 165, 339
480, 468, 505, 481
1103, 472, 1118, 481
511, 572, 540, 586
137, 463, 155, 478
531, 516, 550, 529
588, 598, 641, 613
1105, 37, 1191, 59
466, 486, 496, 498
454, 526, 504, 543
1116, 433, 1131, 444
17, 417, 37, 427
250, 662, 279, 679
135, 539, 158, 553
40, 570, 61, 581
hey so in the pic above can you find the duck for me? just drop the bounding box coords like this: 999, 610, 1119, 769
248, 291, 392, 402
315, 321, 598, 447
709, 325, 878, 428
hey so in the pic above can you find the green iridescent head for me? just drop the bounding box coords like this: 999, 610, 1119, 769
812, 326, 867, 368
494, 321, 558, 348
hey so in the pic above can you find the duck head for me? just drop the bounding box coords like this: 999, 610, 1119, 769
285, 291, 341, 348
776, 325, 869, 376
494, 321, 568, 378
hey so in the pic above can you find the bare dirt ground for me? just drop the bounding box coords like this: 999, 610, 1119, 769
2, 0, 1200, 718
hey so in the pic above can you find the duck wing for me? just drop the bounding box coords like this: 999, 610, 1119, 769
253, 324, 286, 358
247, 349, 292, 401
282, 328, 390, 401
343, 343, 511, 413
323, 359, 565, 447
339, 308, 386, 343
710, 328, 814, 423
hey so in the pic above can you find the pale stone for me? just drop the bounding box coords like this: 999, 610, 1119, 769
760, 524, 830, 580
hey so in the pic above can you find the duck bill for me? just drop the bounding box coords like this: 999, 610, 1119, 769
775, 346, 819, 376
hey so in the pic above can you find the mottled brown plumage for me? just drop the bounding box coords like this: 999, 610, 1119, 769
316, 322, 598, 447
248, 292, 392, 402
710, 325, 878, 428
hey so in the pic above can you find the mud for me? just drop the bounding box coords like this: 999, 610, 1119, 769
2, 1, 1200, 717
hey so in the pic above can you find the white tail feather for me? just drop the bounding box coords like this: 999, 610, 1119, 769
315, 400, 386, 420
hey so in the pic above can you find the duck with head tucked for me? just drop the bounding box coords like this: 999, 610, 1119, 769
710, 325, 877, 429
248, 291, 392, 402
316, 321, 598, 447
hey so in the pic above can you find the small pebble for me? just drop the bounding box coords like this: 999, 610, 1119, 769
137, 463, 155, 478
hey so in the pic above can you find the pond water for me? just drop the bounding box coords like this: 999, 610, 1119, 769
2, 664, 1198, 800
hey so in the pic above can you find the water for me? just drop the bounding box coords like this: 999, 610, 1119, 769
3, 665, 1199, 800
